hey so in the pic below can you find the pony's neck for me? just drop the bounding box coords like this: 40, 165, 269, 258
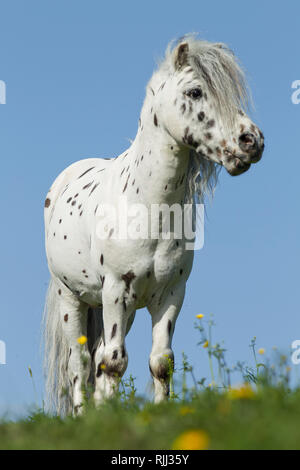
125, 99, 190, 206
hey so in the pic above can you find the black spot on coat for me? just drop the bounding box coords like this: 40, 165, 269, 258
78, 167, 95, 179
111, 323, 117, 339
122, 271, 136, 293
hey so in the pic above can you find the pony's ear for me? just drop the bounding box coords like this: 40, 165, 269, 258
174, 42, 189, 69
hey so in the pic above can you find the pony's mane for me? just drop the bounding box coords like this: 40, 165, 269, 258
149, 35, 252, 205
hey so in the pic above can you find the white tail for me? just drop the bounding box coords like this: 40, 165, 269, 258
42, 278, 72, 415
42, 278, 104, 415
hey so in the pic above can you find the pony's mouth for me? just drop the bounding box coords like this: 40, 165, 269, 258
221, 149, 251, 176
224, 156, 251, 176
196, 146, 254, 176
197, 147, 252, 176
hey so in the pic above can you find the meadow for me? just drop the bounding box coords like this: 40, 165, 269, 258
0, 316, 299, 450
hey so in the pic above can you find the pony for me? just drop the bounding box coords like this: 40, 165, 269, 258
43, 35, 264, 415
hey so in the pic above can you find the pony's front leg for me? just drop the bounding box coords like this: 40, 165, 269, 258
59, 292, 91, 415
148, 281, 186, 403
94, 280, 131, 405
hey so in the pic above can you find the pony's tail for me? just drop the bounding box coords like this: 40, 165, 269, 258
42, 278, 71, 416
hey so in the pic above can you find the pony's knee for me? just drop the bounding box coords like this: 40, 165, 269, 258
96, 345, 128, 379
149, 349, 174, 381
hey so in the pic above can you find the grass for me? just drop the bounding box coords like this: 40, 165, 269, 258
1, 387, 300, 449
0, 315, 299, 450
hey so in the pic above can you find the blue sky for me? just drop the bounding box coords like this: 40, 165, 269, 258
0, 0, 299, 416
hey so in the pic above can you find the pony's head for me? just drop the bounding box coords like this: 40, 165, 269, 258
149, 36, 264, 181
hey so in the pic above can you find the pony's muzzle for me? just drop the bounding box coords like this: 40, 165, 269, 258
238, 132, 264, 164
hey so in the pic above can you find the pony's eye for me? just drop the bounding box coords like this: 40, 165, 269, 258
186, 88, 203, 99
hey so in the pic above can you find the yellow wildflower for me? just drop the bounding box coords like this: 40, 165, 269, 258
172, 430, 210, 450
196, 314, 204, 319
228, 383, 255, 400
258, 348, 265, 355
77, 335, 88, 345
203, 341, 209, 348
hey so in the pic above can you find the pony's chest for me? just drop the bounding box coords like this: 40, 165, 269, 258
153, 239, 193, 283
103, 236, 192, 279
134, 240, 193, 308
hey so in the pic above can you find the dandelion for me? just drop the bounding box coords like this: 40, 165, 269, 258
228, 383, 255, 400
203, 341, 209, 349
196, 314, 204, 319
172, 430, 210, 450
258, 348, 265, 355
77, 335, 87, 345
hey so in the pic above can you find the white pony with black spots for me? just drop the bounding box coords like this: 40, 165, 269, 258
43, 35, 264, 415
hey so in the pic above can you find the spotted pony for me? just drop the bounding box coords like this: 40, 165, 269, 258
43, 35, 264, 415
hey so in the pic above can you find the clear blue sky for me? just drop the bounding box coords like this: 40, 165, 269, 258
0, 0, 299, 416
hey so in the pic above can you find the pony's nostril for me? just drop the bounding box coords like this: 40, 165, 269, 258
239, 133, 256, 152
240, 133, 254, 144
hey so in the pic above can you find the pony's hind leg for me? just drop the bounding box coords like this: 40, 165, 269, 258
58, 288, 91, 415
148, 281, 186, 403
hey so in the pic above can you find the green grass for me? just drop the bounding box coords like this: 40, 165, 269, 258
1, 387, 300, 449
1, 315, 299, 450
